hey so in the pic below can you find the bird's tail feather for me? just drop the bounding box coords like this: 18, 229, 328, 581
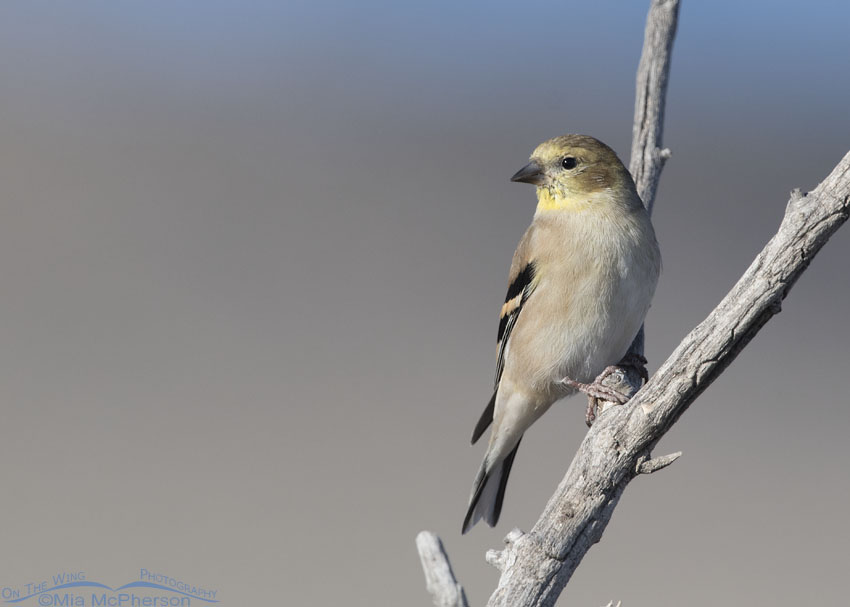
462, 438, 521, 534
471, 391, 496, 445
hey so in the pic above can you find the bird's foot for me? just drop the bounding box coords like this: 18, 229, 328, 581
562, 366, 632, 404
561, 366, 633, 427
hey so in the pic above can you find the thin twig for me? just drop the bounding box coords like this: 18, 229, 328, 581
630, 0, 680, 214
636, 451, 682, 474
416, 531, 469, 607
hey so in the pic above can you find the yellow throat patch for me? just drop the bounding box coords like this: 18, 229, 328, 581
535, 187, 594, 213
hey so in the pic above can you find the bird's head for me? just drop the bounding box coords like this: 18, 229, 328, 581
511, 135, 638, 212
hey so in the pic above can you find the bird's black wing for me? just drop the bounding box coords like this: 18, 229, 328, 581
471, 261, 536, 444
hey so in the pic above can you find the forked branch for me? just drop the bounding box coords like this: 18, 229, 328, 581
416, 1, 850, 606
483, 152, 850, 607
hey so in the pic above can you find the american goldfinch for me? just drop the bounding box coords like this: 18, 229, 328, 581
462, 135, 661, 534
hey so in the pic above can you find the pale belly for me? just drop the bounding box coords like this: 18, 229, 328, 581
490, 206, 660, 449
503, 262, 653, 395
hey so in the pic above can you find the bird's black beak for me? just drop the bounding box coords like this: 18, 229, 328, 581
510, 161, 545, 185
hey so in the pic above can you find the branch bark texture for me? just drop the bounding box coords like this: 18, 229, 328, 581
630, 0, 679, 215
417, 531, 469, 607
483, 155, 850, 607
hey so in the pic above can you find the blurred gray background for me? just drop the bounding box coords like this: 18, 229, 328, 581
0, 1, 848, 605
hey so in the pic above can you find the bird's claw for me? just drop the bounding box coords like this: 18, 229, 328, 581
585, 397, 599, 427
561, 365, 634, 427
562, 366, 632, 403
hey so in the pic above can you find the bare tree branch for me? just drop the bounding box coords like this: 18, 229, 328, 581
417, 531, 469, 607
415, 2, 850, 606
630, 0, 680, 215
483, 154, 850, 607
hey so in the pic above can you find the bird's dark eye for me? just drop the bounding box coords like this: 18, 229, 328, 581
561, 157, 578, 170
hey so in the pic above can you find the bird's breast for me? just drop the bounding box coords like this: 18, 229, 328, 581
505, 209, 659, 392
